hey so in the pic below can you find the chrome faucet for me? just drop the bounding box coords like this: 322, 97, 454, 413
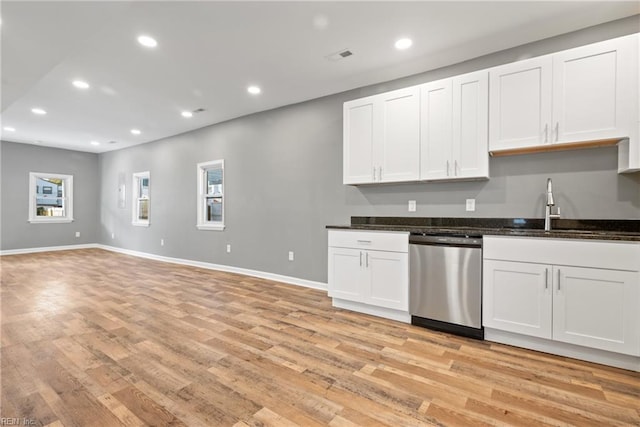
544, 178, 561, 231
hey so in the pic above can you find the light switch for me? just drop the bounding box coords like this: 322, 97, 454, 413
466, 199, 476, 212
226, 244, 231, 253
75, 231, 80, 238
288, 251, 294, 261
408, 200, 416, 212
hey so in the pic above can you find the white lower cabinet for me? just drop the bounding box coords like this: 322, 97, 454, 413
328, 230, 409, 320
483, 260, 552, 339
552, 266, 638, 356
483, 236, 640, 362
365, 250, 408, 311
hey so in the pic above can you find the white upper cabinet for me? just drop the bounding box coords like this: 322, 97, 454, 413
420, 70, 489, 180
343, 97, 375, 184
489, 34, 638, 152
489, 56, 552, 150
452, 71, 489, 179
553, 36, 636, 144
343, 87, 419, 185
420, 78, 452, 180
378, 88, 421, 183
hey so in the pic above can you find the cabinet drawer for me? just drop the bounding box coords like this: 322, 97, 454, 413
484, 236, 640, 271
328, 230, 408, 253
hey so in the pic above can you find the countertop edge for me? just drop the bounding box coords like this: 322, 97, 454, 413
325, 224, 640, 242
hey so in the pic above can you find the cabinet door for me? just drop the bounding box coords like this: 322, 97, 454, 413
379, 87, 420, 183
489, 56, 553, 151
552, 266, 639, 356
452, 71, 489, 179
553, 36, 636, 144
328, 247, 364, 302
366, 250, 408, 311
343, 97, 375, 184
420, 79, 452, 180
483, 260, 552, 339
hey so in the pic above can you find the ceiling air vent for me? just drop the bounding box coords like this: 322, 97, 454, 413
325, 48, 353, 62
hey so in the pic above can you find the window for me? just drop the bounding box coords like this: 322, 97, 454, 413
197, 160, 225, 231
132, 171, 150, 226
28, 172, 73, 223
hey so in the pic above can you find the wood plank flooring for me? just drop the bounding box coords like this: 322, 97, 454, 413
1, 248, 639, 426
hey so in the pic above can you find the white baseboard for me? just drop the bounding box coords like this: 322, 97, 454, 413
0, 243, 327, 292
0, 243, 99, 256
332, 298, 411, 323
97, 244, 327, 291
485, 328, 640, 372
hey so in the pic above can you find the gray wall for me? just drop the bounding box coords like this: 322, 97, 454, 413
2, 16, 639, 284
0, 141, 100, 250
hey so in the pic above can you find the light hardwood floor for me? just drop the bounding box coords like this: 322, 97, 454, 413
1, 249, 639, 426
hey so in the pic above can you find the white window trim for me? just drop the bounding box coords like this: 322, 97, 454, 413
196, 159, 225, 231
132, 171, 150, 227
28, 172, 74, 223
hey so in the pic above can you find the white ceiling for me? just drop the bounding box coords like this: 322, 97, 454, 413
1, 1, 638, 153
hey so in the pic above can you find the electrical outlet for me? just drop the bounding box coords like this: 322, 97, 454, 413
226, 244, 231, 253
408, 200, 416, 212
288, 251, 294, 261
111, 232, 115, 239
466, 199, 476, 212
75, 231, 80, 238
160, 239, 164, 246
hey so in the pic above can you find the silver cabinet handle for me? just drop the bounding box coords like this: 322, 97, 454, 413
357, 239, 372, 244
557, 268, 561, 291
544, 268, 548, 289
378, 166, 383, 181
365, 252, 369, 267
544, 124, 548, 143
359, 251, 363, 267
555, 122, 559, 142
372, 166, 376, 181
446, 160, 450, 176
454, 160, 458, 176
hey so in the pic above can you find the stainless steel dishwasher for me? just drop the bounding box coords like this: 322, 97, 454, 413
409, 233, 483, 339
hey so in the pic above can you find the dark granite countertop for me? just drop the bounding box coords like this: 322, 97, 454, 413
326, 217, 640, 242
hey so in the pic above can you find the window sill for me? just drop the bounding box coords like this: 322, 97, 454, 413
29, 218, 74, 224
197, 223, 225, 231
132, 222, 150, 227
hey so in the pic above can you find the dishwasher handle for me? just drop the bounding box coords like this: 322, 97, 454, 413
409, 234, 482, 248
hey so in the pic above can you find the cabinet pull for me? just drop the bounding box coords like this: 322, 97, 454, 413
365, 252, 369, 267
544, 124, 548, 143
379, 166, 383, 181
359, 251, 363, 267
555, 122, 559, 142
356, 240, 372, 244
454, 160, 458, 176
372, 166, 377, 181
557, 268, 561, 291
544, 268, 548, 289
446, 160, 450, 176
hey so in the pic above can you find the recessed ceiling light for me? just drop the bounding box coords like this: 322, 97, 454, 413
181, 111, 193, 118
31, 108, 47, 115
90, 141, 100, 146
247, 85, 261, 95
72, 80, 90, 89
137, 35, 157, 48
130, 129, 141, 135
3, 126, 16, 132
395, 38, 413, 50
